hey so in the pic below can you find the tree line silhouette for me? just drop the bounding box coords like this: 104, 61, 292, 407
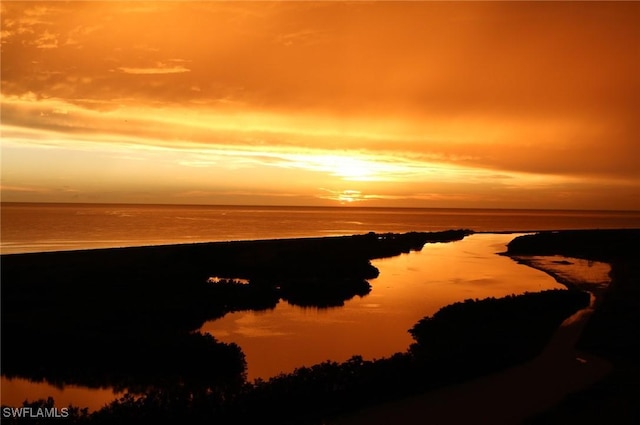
1, 231, 470, 393
2, 289, 589, 425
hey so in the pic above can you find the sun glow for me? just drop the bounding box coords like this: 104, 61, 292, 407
285, 154, 404, 182
327, 156, 376, 181
1, 1, 638, 209
337, 190, 364, 204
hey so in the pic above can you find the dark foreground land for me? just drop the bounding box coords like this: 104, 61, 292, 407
1, 229, 638, 424
509, 230, 640, 425
1, 231, 469, 392
333, 228, 640, 425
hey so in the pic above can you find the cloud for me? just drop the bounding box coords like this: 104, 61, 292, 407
274, 29, 330, 47
65, 24, 102, 47
1, 1, 638, 209
34, 30, 58, 48
116, 62, 191, 75
318, 189, 365, 204
2, 93, 636, 187
0, 184, 48, 193
1, 3, 62, 44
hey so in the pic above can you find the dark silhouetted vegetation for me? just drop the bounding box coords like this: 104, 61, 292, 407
408, 290, 590, 379
2, 288, 589, 424
279, 278, 372, 307
506, 229, 640, 425
1, 231, 471, 394
506, 229, 640, 262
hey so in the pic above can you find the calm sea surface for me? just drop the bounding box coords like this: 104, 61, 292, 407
2, 202, 639, 254
0, 202, 633, 410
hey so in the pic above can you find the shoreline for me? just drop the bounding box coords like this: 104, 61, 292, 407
3, 227, 640, 257
1, 229, 638, 424
334, 229, 639, 425
1, 230, 470, 257
507, 255, 611, 296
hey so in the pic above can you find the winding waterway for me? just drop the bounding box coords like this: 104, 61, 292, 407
200, 233, 565, 380
1, 233, 599, 411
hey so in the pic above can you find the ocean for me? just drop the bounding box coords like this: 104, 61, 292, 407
2, 202, 640, 254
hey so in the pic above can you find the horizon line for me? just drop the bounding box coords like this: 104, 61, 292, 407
1, 200, 639, 214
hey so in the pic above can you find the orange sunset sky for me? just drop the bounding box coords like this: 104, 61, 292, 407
1, 1, 638, 209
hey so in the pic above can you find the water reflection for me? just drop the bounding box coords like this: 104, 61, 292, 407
511, 255, 611, 293
200, 234, 565, 380
0, 376, 123, 412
